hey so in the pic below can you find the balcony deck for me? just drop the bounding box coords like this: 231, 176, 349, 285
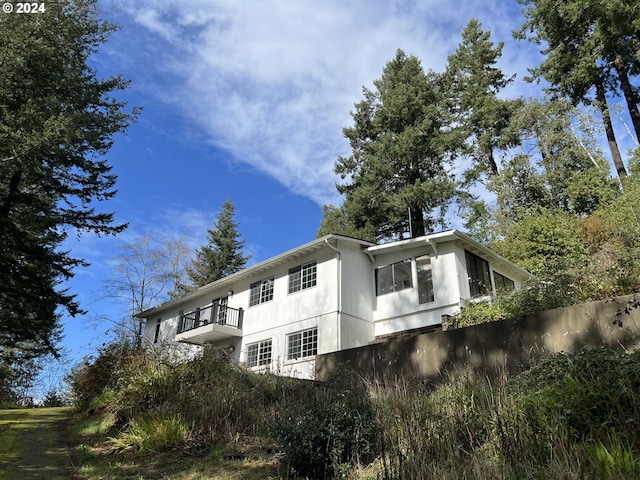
175, 302, 243, 345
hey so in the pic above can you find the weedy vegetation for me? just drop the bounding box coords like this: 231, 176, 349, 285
67, 344, 640, 479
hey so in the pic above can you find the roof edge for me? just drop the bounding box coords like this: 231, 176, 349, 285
135, 234, 374, 318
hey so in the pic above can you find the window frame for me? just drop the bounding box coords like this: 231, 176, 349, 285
249, 277, 274, 307
286, 327, 318, 361
288, 261, 317, 294
493, 271, 515, 293
465, 250, 492, 297
416, 255, 435, 304
153, 318, 161, 344
246, 339, 273, 368
375, 259, 413, 296
214, 296, 229, 323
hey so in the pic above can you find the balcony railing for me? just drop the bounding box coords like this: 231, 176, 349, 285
177, 302, 244, 334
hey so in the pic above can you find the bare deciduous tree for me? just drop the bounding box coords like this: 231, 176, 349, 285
103, 234, 192, 347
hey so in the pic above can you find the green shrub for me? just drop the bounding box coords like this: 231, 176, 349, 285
449, 298, 510, 328
271, 373, 379, 479
510, 348, 640, 445
67, 341, 142, 408
449, 274, 583, 330
106, 346, 307, 449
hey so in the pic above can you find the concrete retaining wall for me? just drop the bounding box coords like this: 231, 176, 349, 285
315, 294, 640, 382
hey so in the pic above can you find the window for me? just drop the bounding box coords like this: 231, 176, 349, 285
287, 327, 318, 360
289, 261, 317, 293
465, 250, 492, 297
376, 259, 413, 296
153, 319, 161, 343
493, 271, 515, 293
246, 339, 272, 368
416, 255, 434, 304
249, 277, 274, 306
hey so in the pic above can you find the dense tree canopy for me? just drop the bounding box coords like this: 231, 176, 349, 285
445, 19, 521, 182
318, 50, 463, 241
0, 1, 137, 362
516, 0, 640, 180
317, 13, 639, 307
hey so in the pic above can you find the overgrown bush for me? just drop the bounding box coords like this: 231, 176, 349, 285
510, 347, 640, 445
270, 372, 379, 479
450, 273, 582, 329
67, 340, 142, 408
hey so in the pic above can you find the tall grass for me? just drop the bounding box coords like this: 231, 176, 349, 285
109, 413, 193, 454
72, 344, 640, 479
372, 348, 640, 480
105, 346, 307, 451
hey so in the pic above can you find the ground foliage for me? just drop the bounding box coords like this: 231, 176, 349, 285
67, 343, 640, 480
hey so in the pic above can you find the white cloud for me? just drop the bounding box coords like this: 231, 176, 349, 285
106, 0, 538, 206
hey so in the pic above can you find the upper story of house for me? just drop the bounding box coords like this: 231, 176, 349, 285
138, 231, 531, 365
138, 235, 375, 351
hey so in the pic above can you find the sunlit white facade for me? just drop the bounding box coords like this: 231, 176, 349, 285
138, 231, 530, 379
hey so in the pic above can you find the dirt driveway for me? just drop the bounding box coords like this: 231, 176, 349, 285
0, 407, 77, 479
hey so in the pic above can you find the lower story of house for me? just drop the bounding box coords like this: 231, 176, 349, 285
150, 300, 464, 380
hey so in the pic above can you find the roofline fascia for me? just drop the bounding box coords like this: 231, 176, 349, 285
135, 234, 375, 318
365, 229, 531, 279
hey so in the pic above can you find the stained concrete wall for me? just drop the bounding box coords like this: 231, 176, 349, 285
316, 294, 640, 382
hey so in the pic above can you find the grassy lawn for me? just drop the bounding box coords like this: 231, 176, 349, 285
0, 407, 77, 480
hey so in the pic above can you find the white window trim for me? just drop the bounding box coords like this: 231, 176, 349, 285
246, 338, 273, 368
288, 261, 318, 294
286, 327, 318, 361
249, 277, 274, 307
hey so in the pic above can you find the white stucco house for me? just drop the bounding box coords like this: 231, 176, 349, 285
136, 230, 530, 379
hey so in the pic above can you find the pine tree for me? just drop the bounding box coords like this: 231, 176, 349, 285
445, 19, 521, 181
0, 0, 137, 362
319, 50, 464, 241
515, 0, 638, 181
186, 200, 250, 287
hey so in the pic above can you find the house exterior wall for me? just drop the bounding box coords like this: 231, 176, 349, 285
337, 238, 376, 348
372, 242, 462, 337
139, 232, 531, 381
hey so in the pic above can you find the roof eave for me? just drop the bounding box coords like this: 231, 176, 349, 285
135, 234, 374, 318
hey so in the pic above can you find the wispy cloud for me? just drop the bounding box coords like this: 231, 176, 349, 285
104, 0, 538, 206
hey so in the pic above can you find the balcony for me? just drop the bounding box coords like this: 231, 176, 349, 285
176, 302, 243, 345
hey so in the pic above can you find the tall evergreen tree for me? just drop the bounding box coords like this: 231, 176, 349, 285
186, 199, 250, 287
516, 0, 640, 181
0, 1, 137, 362
445, 19, 521, 181
319, 50, 463, 241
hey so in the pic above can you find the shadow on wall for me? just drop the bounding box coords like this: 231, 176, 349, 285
316, 293, 640, 383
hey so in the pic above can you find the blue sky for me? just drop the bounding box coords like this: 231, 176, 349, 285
44, 0, 551, 393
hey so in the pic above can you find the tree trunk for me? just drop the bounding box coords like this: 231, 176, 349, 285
410, 206, 426, 238
487, 149, 499, 176
0, 170, 22, 219
595, 74, 627, 182
614, 56, 640, 143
